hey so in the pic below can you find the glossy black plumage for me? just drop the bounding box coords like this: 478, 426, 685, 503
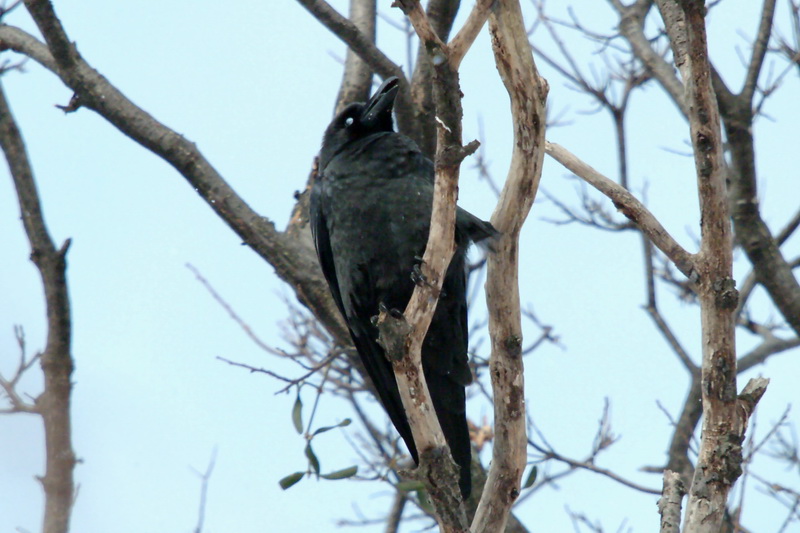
310, 77, 496, 498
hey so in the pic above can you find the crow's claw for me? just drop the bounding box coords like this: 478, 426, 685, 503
411, 264, 428, 286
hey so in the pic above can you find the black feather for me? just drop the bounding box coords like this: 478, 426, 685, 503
310, 77, 495, 499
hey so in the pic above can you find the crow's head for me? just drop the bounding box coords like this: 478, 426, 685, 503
319, 77, 399, 170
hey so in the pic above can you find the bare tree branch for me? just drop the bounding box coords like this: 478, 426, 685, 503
0, 23, 55, 70
742, 0, 777, 102
646, 305, 697, 373
9, 1, 353, 351
657, 470, 686, 533
664, 376, 702, 486
717, 89, 800, 337
383, 490, 407, 533
673, 2, 767, 530
192, 448, 217, 533
540, 447, 660, 495
0, 78, 76, 533
334, 0, 377, 113
470, 1, 548, 530
654, 0, 690, 86
0, 326, 40, 414
370, 1, 486, 528
295, 0, 404, 83
657, 0, 800, 340
405, 0, 461, 156
449, 0, 494, 69
545, 141, 696, 279
613, 0, 689, 116
738, 335, 800, 373
296, 0, 421, 141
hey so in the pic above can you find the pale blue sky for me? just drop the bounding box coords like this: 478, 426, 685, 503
1, 1, 798, 532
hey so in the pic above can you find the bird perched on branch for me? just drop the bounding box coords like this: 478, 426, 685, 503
310, 77, 496, 499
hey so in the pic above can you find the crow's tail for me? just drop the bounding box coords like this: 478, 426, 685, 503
427, 374, 472, 499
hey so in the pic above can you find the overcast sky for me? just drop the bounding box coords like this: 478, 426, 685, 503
1, 1, 799, 532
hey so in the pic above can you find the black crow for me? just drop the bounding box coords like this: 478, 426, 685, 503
310, 77, 496, 499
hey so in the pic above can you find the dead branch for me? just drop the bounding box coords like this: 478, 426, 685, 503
6, 0, 354, 357
295, 0, 404, 82
545, 141, 696, 279
449, 0, 493, 69
367, 1, 487, 528
615, 0, 689, 115
0, 79, 76, 533
657, 470, 686, 533
334, 0, 376, 114
469, 1, 548, 531
672, 2, 767, 530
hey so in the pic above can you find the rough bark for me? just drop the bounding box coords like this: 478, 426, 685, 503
469, 2, 548, 531
658, 470, 686, 533
672, 2, 768, 530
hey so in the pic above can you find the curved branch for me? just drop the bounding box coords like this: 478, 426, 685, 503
471, 2, 549, 531
8, 5, 352, 348
449, 0, 493, 69
545, 142, 697, 279
374, 2, 478, 529
0, 23, 55, 69
616, 0, 689, 116
295, 0, 404, 82
295, 0, 416, 137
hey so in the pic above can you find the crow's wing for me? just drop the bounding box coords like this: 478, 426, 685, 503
344, 262, 418, 463
310, 178, 347, 319
419, 246, 473, 498
310, 174, 417, 463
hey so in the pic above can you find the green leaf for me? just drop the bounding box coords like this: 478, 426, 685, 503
522, 465, 538, 489
279, 471, 305, 490
305, 442, 320, 474
311, 418, 352, 437
320, 465, 358, 480
416, 489, 434, 514
395, 480, 425, 492
291, 393, 303, 434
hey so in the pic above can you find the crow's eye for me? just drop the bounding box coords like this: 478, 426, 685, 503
344, 117, 355, 127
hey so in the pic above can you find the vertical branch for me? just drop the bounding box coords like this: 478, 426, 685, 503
653, 0, 800, 337
375, 1, 491, 529
658, 470, 686, 533
670, 1, 769, 531
655, 0, 691, 84
407, 0, 461, 157
679, 1, 737, 529
0, 81, 76, 533
472, 1, 548, 531
377, 0, 494, 528
334, 0, 377, 113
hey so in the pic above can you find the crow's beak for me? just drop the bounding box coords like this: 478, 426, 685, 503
361, 77, 399, 130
